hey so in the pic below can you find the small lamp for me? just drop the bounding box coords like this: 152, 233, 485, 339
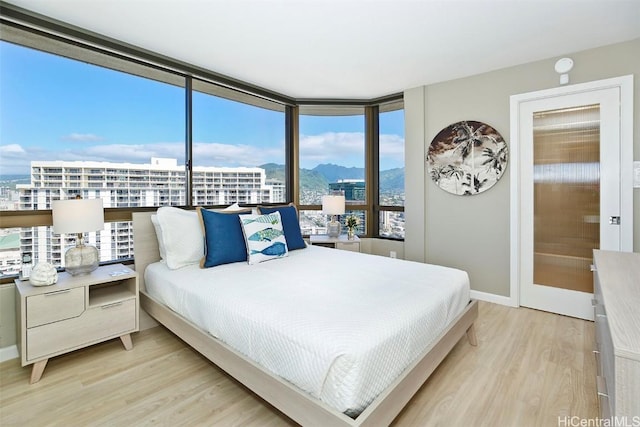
52, 197, 104, 276
322, 194, 345, 238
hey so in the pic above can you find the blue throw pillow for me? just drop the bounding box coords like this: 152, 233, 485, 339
198, 208, 248, 268
258, 204, 306, 251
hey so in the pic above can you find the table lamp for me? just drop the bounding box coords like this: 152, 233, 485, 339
322, 194, 345, 238
52, 197, 104, 276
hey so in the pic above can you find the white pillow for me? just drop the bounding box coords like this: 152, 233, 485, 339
239, 212, 288, 265
223, 203, 260, 214
222, 202, 243, 212
150, 214, 167, 262
155, 207, 203, 269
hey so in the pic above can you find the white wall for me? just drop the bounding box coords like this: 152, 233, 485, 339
403, 87, 427, 262
360, 238, 405, 259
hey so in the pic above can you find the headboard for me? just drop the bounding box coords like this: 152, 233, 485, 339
132, 211, 161, 293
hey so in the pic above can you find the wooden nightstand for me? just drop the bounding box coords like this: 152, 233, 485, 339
15, 263, 139, 383
309, 234, 360, 252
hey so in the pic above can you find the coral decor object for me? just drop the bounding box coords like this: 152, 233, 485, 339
29, 262, 59, 286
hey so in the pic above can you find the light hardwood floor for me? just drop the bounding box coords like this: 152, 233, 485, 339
0, 302, 598, 426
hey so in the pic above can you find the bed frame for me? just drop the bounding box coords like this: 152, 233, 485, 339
132, 211, 478, 426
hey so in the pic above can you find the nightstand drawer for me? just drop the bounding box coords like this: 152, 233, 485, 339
336, 242, 360, 252
26, 288, 85, 328
27, 298, 136, 361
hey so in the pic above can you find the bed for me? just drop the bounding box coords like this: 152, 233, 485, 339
132, 209, 478, 426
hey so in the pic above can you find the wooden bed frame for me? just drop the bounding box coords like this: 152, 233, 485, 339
132, 211, 478, 426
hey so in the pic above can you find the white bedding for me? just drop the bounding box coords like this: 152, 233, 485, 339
144, 245, 470, 416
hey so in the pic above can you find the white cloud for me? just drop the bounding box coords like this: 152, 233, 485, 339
0, 140, 286, 174
379, 134, 405, 170
81, 143, 184, 163
299, 132, 364, 167
379, 134, 404, 156
1, 133, 404, 175
299, 131, 405, 169
0, 144, 27, 156
62, 133, 105, 142
193, 142, 282, 167
0, 144, 30, 175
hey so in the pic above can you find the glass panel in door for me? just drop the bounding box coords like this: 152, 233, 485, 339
533, 105, 600, 293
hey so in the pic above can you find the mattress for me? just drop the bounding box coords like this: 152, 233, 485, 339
144, 245, 470, 416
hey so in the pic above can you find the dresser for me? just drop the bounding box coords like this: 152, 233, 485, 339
592, 250, 640, 419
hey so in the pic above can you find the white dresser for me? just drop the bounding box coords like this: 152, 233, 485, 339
592, 250, 640, 419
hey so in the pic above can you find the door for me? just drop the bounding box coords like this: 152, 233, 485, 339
511, 76, 633, 320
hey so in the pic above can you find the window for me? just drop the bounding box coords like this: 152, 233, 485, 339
191, 79, 286, 206
298, 106, 366, 234
0, 38, 184, 274
378, 105, 405, 239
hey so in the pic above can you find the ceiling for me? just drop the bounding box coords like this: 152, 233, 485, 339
4, 0, 640, 100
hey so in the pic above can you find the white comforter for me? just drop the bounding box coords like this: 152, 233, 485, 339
145, 245, 470, 416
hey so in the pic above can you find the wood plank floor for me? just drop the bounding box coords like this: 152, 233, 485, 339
0, 302, 598, 426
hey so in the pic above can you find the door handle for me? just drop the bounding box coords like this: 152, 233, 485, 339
609, 216, 621, 225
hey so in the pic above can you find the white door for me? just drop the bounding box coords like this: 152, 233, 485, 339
510, 76, 633, 320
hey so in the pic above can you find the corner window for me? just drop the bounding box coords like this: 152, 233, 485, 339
378, 105, 405, 239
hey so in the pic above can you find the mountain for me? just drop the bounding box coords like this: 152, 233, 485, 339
379, 168, 405, 192
260, 163, 328, 193
260, 164, 404, 193
260, 163, 286, 182
311, 163, 364, 183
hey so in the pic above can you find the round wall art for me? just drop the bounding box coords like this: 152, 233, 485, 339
427, 120, 508, 195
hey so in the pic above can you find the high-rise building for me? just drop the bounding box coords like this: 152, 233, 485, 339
328, 179, 365, 201
327, 180, 366, 234
3, 158, 283, 274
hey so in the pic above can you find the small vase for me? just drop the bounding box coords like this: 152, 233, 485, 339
347, 228, 355, 239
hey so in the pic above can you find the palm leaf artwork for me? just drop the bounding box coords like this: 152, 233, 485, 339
427, 120, 508, 195
429, 164, 443, 184
481, 143, 509, 175
461, 173, 488, 195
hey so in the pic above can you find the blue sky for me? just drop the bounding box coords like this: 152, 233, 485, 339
0, 41, 404, 175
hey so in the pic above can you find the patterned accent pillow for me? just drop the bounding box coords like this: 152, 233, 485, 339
239, 212, 289, 265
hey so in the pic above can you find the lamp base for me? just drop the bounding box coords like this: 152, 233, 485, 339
65, 244, 99, 276
327, 220, 341, 238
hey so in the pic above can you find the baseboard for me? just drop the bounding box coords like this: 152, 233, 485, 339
470, 290, 517, 307
0, 345, 19, 363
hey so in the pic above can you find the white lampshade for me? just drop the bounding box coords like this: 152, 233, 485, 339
51, 198, 104, 276
321, 195, 345, 215
52, 198, 104, 235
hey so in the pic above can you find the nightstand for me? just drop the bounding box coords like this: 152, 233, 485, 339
15, 263, 139, 383
309, 234, 360, 252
